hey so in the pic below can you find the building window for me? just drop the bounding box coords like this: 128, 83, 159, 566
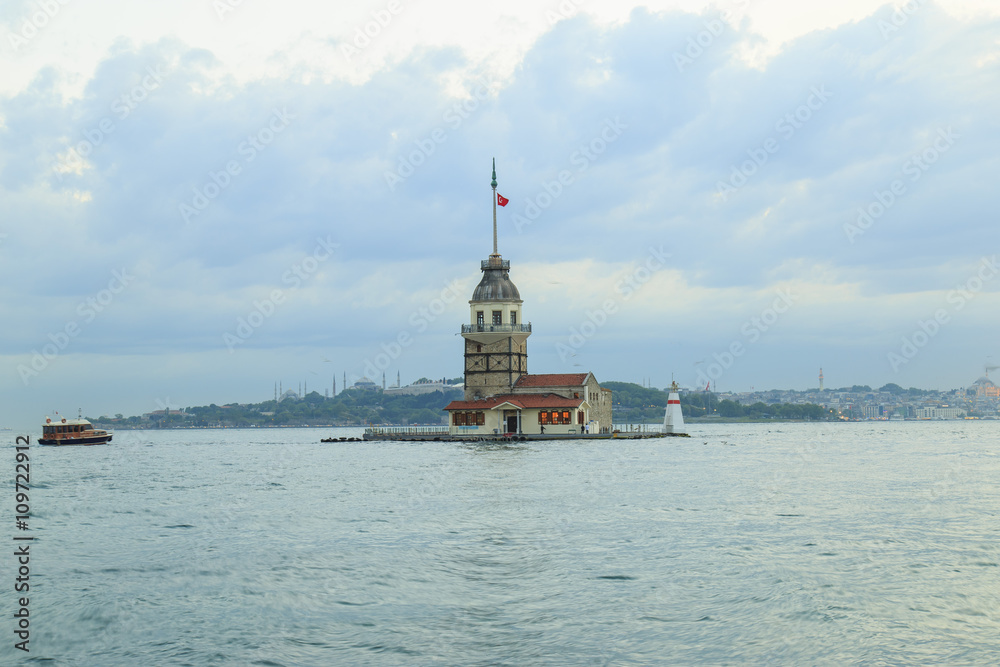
455, 413, 465, 426
477, 412, 485, 426
574, 392, 579, 399
562, 411, 570, 424
477, 344, 482, 353
539, 411, 549, 424
477, 311, 484, 328
492, 311, 502, 325
510, 311, 517, 326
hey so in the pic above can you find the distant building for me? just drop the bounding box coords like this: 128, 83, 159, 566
142, 409, 187, 421
915, 406, 966, 419
863, 405, 884, 420
277, 389, 300, 402
384, 379, 462, 396
351, 377, 380, 392
973, 376, 999, 399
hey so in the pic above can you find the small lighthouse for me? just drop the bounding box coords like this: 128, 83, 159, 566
662, 380, 686, 435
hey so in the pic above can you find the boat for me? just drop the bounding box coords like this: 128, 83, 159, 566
39, 416, 112, 445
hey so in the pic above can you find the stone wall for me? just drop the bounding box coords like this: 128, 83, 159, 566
463, 337, 528, 400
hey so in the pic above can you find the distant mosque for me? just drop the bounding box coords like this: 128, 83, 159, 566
442, 161, 613, 435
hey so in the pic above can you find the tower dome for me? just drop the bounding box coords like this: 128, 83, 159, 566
472, 256, 521, 302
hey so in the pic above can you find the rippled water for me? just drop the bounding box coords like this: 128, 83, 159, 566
5, 422, 1000, 665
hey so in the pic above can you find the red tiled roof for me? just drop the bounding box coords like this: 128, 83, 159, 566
444, 393, 584, 411
514, 373, 589, 388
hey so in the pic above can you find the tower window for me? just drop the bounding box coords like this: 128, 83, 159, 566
510, 311, 517, 326
492, 311, 502, 325
477, 311, 484, 328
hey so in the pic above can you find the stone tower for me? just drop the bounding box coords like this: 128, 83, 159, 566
461, 160, 531, 400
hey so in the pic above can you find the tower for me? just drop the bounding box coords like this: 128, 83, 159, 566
662, 380, 686, 434
461, 160, 531, 400
819, 367, 824, 392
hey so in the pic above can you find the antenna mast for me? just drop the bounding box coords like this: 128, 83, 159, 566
491, 158, 498, 255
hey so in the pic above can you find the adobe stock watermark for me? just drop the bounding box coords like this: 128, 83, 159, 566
512, 117, 627, 233
878, 0, 925, 40
212, 0, 245, 21
544, 0, 585, 25
340, 0, 404, 61
17, 268, 135, 385
384, 78, 497, 191
356, 279, 464, 380
556, 245, 671, 362
844, 126, 959, 244
6, 0, 71, 52
695, 288, 796, 387
715, 85, 832, 202
223, 236, 339, 352
887, 255, 997, 372
55, 65, 165, 180
388, 460, 460, 529
673, 0, 751, 72
179, 108, 295, 223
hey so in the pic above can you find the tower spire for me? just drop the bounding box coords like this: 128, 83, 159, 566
491, 158, 498, 256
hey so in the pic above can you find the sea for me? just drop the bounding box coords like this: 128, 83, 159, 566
4, 421, 999, 666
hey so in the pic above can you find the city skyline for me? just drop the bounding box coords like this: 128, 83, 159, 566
3, 1, 1000, 430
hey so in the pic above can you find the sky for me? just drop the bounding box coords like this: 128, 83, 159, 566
1, 0, 999, 428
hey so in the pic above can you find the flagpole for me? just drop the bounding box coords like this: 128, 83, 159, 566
491, 158, 498, 256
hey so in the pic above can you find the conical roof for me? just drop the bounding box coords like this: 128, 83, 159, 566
472, 256, 521, 302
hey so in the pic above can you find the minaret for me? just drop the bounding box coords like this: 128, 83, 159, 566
460, 160, 530, 401
333, 375, 336, 396
397, 371, 401, 388
382, 372, 386, 390
819, 368, 824, 392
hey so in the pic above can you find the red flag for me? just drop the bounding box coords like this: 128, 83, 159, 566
497, 193, 509, 207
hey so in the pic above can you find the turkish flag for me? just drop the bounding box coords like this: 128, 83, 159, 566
497, 193, 509, 207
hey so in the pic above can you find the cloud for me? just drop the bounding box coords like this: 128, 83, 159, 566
2, 3, 999, 423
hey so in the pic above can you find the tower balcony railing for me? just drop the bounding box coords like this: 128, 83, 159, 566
462, 323, 532, 334
482, 258, 510, 270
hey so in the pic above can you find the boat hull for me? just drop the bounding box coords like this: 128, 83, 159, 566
38, 435, 113, 446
